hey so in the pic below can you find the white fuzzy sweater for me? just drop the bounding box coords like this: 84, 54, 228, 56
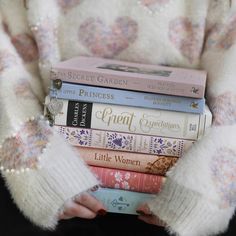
0, 0, 236, 235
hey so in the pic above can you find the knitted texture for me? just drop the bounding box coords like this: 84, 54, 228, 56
0, 0, 236, 235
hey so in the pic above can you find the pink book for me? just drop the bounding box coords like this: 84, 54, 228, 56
90, 165, 165, 194
75, 147, 178, 175
50, 56, 206, 98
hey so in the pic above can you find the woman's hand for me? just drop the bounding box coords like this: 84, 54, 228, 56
136, 203, 166, 227
59, 191, 107, 220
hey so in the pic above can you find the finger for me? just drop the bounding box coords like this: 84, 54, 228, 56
59, 213, 73, 220
138, 215, 166, 227
136, 203, 152, 215
58, 207, 72, 220
74, 192, 106, 214
63, 201, 97, 219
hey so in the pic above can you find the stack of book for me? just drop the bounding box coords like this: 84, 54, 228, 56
44, 56, 212, 214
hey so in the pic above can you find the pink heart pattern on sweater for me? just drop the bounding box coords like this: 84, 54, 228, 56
11, 33, 39, 63
0, 118, 53, 171
14, 79, 36, 100
209, 92, 236, 126
205, 14, 236, 50
78, 17, 138, 58
211, 147, 236, 208
3, 23, 38, 63
169, 17, 204, 63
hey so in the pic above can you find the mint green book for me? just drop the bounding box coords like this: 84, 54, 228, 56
89, 187, 155, 215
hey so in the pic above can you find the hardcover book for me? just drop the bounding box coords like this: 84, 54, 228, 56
50, 81, 205, 114
45, 97, 212, 140
55, 126, 194, 157
89, 187, 155, 215
75, 147, 178, 175
90, 166, 165, 194
50, 56, 206, 98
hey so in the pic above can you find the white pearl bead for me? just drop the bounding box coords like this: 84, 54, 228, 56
32, 26, 38, 31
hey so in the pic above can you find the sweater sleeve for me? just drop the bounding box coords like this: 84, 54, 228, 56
0, 9, 98, 230
146, 2, 236, 236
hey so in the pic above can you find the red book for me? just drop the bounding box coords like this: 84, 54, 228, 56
90, 166, 165, 194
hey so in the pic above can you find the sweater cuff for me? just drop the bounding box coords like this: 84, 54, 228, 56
147, 179, 234, 236
3, 130, 99, 229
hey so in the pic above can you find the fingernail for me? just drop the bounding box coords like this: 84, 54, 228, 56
90, 185, 99, 192
136, 210, 145, 215
97, 209, 107, 216
136, 210, 152, 216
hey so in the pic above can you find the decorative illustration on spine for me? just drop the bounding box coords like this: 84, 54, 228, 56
55, 126, 194, 157
89, 187, 155, 215
50, 56, 206, 98
50, 81, 205, 114
47, 97, 212, 140
90, 165, 165, 193
75, 147, 178, 175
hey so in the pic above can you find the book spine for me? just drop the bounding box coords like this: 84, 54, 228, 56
50, 82, 205, 114
89, 187, 155, 215
50, 98, 212, 140
75, 147, 178, 175
89, 166, 165, 194
55, 126, 194, 157
50, 69, 205, 98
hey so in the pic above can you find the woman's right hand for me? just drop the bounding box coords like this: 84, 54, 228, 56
59, 191, 107, 220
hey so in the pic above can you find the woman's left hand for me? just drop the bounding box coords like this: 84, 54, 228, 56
136, 203, 166, 227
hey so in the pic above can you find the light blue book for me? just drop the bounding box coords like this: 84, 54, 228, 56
50, 81, 205, 114
89, 187, 155, 215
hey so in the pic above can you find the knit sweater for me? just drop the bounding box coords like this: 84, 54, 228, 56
0, 0, 236, 235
